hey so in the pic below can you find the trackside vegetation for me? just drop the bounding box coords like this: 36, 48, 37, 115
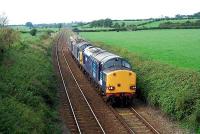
0, 30, 61, 133
81, 32, 200, 132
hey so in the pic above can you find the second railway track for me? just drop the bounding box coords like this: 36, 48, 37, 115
56, 33, 105, 133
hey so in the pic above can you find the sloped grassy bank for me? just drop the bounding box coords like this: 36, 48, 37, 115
0, 32, 60, 133
93, 42, 200, 132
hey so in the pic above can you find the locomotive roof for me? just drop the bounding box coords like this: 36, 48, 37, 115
103, 67, 132, 74
92, 51, 121, 64
76, 42, 91, 50
84, 46, 102, 56
91, 49, 106, 57
84, 45, 123, 64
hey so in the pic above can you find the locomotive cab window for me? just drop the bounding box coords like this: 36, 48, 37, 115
103, 58, 122, 69
103, 60, 115, 69
122, 60, 131, 68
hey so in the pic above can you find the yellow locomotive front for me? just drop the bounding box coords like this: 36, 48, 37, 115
102, 69, 136, 105
106, 70, 136, 96
98, 56, 136, 105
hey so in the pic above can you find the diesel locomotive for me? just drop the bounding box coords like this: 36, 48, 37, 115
68, 36, 136, 105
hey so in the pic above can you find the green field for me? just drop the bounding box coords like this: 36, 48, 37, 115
76, 18, 200, 31
113, 20, 149, 26
80, 29, 200, 71
75, 20, 150, 30
140, 19, 200, 28
78, 26, 114, 30
11, 25, 59, 32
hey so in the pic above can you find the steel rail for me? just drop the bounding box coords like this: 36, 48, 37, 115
130, 107, 160, 134
108, 106, 135, 134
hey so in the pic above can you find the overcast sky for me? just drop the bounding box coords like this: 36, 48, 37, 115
0, 0, 200, 24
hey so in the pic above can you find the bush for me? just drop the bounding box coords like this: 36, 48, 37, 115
39, 32, 49, 40
46, 29, 54, 35
0, 28, 20, 54
30, 28, 37, 36
0, 98, 44, 133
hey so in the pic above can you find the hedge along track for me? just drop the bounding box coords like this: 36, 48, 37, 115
56, 32, 105, 134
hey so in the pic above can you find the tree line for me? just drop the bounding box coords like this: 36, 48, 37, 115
25, 22, 64, 29
159, 20, 200, 29
90, 18, 113, 27
175, 12, 200, 19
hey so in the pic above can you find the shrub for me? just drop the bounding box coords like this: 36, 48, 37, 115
0, 98, 44, 133
30, 28, 37, 36
39, 32, 49, 40
0, 28, 20, 54
46, 29, 54, 35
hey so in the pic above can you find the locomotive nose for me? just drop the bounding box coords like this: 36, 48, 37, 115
106, 70, 136, 95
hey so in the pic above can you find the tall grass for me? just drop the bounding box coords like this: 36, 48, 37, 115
0, 31, 60, 133
93, 42, 200, 132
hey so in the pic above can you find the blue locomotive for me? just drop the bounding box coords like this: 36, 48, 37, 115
68, 37, 136, 105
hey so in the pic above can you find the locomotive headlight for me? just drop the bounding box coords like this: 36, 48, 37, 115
107, 86, 115, 90
130, 86, 136, 90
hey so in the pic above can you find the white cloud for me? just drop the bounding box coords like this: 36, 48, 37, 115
0, 0, 199, 24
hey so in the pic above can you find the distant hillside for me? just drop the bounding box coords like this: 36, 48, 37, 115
73, 12, 200, 32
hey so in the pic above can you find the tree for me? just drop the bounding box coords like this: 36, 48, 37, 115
175, 14, 183, 19
58, 23, 62, 29
126, 24, 137, 31
25, 22, 33, 29
121, 22, 125, 27
193, 12, 200, 18
104, 18, 113, 27
114, 22, 120, 29
0, 13, 8, 27
30, 28, 37, 36
90, 18, 113, 27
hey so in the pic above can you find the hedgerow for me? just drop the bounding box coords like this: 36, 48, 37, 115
0, 31, 60, 133
94, 42, 200, 132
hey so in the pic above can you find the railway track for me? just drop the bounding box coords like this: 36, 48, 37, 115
55, 31, 161, 134
56, 33, 105, 133
112, 106, 160, 134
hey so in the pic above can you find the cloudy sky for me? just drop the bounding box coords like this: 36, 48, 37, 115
0, 0, 200, 24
